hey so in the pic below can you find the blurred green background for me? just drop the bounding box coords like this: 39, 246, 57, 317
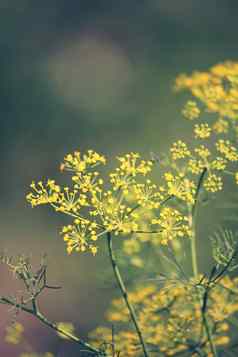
1, 1, 238, 355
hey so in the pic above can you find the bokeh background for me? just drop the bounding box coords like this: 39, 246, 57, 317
1, 1, 238, 355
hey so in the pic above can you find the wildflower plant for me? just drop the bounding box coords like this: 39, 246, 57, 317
1, 60, 238, 356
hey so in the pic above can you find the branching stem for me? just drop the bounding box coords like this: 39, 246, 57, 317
0, 296, 104, 356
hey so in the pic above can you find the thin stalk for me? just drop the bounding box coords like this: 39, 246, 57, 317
200, 275, 218, 357
107, 232, 149, 357
189, 210, 198, 278
190, 167, 218, 355
189, 168, 207, 278
0, 296, 103, 356
202, 313, 218, 357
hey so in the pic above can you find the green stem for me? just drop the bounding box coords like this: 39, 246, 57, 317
189, 210, 198, 278
107, 232, 149, 357
200, 275, 218, 357
202, 310, 218, 357
190, 167, 217, 355
189, 168, 207, 278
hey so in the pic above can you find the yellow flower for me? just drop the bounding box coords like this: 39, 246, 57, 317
116, 153, 153, 177
132, 180, 162, 209
213, 118, 229, 134
91, 276, 238, 356
194, 145, 211, 159
181, 100, 200, 120
164, 172, 195, 203
26, 180, 60, 207
109, 153, 153, 192
61, 219, 99, 255
187, 158, 205, 174
152, 207, 190, 245
175, 61, 238, 120
210, 157, 227, 171
194, 123, 211, 139
61, 150, 106, 174
204, 174, 223, 192
170, 140, 191, 160
216, 139, 238, 161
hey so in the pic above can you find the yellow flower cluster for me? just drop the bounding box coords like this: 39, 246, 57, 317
203, 174, 223, 193
163, 172, 196, 203
27, 180, 60, 207
61, 150, 106, 173
109, 153, 153, 192
166, 122, 238, 192
27, 151, 190, 255
182, 100, 200, 120
213, 118, 229, 134
90, 190, 140, 235
174, 61, 238, 191
91, 276, 238, 356
170, 140, 191, 160
194, 123, 211, 139
27, 150, 107, 255
166, 145, 225, 195
151, 207, 190, 245
132, 180, 163, 209
61, 219, 99, 255
216, 139, 238, 161
117, 153, 153, 176
175, 61, 238, 120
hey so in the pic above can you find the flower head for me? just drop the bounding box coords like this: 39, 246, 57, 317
170, 141, 191, 160
182, 100, 200, 120
194, 123, 211, 139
